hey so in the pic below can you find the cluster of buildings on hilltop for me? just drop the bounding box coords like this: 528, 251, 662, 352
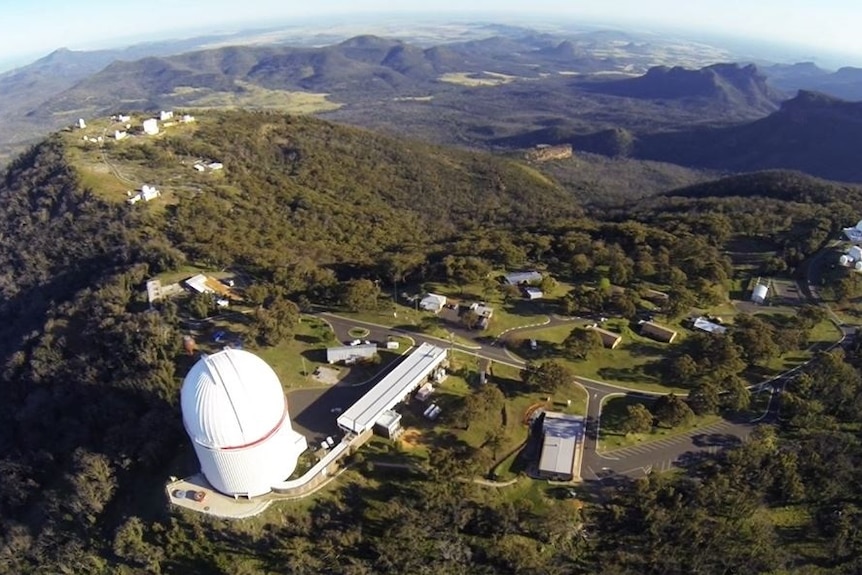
841, 221, 862, 272
75, 109, 196, 141
173, 342, 451, 506
127, 184, 160, 205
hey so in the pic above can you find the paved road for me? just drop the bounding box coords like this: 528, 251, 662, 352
315, 312, 760, 481
290, 234, 861, 484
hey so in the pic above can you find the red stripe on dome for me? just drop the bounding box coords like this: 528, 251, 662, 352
221, 397, 289, 450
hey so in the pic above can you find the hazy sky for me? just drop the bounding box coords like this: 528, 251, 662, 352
1, 0, 860, 64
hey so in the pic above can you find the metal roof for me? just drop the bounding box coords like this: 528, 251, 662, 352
538, 412, 585, 478
376, 410, 402, 429
337, 343, 447, 434
640, 321, 678, 343
326, 344, 378, 363
181, 349, 288, 449
692, 316, 727, 335
504, 271, 543, 285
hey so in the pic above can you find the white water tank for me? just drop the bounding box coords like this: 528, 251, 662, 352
855, 261, 862, 272
181, 349, 307, 497
751, 284, 769, 304
840, 255, 851, 266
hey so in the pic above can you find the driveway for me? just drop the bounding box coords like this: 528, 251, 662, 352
313, 311, 782, 483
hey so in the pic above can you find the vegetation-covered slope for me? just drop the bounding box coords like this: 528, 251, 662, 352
103, 111, 581, 287
3, 110, 862, 574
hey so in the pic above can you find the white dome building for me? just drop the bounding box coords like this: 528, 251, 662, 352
181, 349, 307, 497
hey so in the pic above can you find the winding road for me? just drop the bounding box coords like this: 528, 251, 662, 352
304, 237, 853, 484
314, 312, 767, 482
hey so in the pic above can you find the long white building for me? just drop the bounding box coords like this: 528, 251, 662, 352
337, 343, 447, 435
181, 349, 307, 498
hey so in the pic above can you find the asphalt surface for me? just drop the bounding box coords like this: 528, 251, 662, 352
301, 245, 856, 482
312, 312, 762, 481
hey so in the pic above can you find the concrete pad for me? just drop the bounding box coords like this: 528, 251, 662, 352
166, 474, 271, 519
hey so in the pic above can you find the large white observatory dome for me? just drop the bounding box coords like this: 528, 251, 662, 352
181, 349, 307, 497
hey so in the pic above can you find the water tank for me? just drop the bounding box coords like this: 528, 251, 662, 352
855, 261, 862, 272
181, 349, 307, 497
840, 255, 850, 266
751, 284, 769, 304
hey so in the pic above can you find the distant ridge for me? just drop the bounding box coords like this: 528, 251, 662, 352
584, 62, 784, 113
664, 170, 861, 203
634, 90, 862, 182
765, 62, 862, 102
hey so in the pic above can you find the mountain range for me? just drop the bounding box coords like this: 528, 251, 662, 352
584, 63, 784, 114
3, 26, 862, 186
765, 62, 862, 101
0, 27, 741, 165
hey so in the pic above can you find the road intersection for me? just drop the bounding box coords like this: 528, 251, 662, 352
315, 311, 763, 482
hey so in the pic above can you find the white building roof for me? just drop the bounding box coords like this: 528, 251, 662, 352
844, 222, 862, 243
146, 279, 162, 304
420, 293, 447, 311
504, 271, 543, 285
538, 411, 585, 478
337, 343, 447, 434
376, 409, 402, 429
184, 274, 213, 294
469, 302, 494, 317
692, 316, 727, 335
326, 344, 378, 363
181, 349, 289, 449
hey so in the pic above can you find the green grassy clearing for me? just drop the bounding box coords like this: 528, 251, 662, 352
509, 321, 688, 394
438, 72, 518, 87
248, 317, 337, 389
759, 505, 828, 564
386, 358, 586, 481
174, 82, 342, 113
598, 395, 721, 451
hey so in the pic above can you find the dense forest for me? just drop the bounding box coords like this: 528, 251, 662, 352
2, 111, 862, 573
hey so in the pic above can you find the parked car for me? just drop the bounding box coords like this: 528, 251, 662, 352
325, 436, 336, 448
330, 407, 343, 414
349, 339, 361, 346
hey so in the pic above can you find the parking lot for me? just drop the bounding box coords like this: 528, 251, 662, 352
288, 384, 367, 445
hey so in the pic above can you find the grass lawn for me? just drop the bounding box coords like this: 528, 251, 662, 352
509, 321, 689, 394
393, 358, 586, 481
438, 72, 517, 87
598, 395, 721, 451
760, 317, 842, 375
420, 280, 554, 337
253, 316, 337, 389
336, 306, 480, 348
177, 82, 342, 113
760, 504, 827, 564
